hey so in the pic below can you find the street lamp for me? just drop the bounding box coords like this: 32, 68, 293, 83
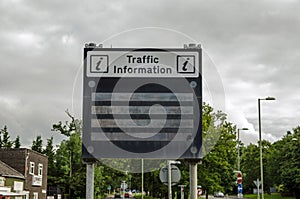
258, 97, 275, 199
237, 128, 248, 199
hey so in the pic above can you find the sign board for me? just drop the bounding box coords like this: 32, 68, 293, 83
32, 175, 42, 186
238, 184, 243, 193
237, 172, 242, 184
159, 165, 181, 186
254, 179, 261, 187
197, 186, 203, 196
13, 181, 23, 191
82, 46, 202, 160
0, 177, 4, 187
121, 182, 127, 190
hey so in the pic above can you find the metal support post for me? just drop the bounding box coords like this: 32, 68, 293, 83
189, 160, 198, 199
258, 99, 264, 199
142, 159, 144, 199
178, 185, 186, 199
86, 163, 95, 199
168, 161, 172, 199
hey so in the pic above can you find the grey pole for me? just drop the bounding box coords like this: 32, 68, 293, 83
257, 179, 260, 199
258, 98, 263, 199
237, 129, 241, 172
258, 96, 275, 199
86, 163, 94, 199
237, 127, 248, 198
189, 161, 198, 199
168, 161, 172, 199
142, 159, 144, 199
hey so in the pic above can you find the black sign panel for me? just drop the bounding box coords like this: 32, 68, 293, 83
82, 47, 202, 160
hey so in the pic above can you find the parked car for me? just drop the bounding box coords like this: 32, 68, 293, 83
124, 192, 130, 198
114, 193, 121, 198
214, 191, 224, 197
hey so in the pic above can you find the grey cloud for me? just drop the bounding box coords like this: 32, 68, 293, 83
1, 0, 300, 146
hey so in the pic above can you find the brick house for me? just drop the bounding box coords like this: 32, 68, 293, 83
0, 148, 48, 199
0, 160, 26, 198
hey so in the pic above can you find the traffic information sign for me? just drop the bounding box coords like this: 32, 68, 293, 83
82, 45, 202, 160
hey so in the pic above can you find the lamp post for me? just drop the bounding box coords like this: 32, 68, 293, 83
237, 128, 248, 198
258, 97, 275, 199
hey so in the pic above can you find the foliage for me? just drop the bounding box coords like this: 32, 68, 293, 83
198, 103, 237, 197
52, 111, 79, 137
275, 127, 300, 197
240, 143, 260, 193
14, 136, 21, 148
0, 125, 14, 148
0, 126, 21, 148
31, 135, 43, 153
43, 137, 56, 186
51, 111, 85, 198
2, 104, 300, 198
241, 127, 300, 197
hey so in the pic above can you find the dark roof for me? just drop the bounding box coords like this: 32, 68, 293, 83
0, 148, 47, 158
0, 160, 24, 179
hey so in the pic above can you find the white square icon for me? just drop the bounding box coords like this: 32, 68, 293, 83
177, 55, 195, 74
90, 55, 109, 73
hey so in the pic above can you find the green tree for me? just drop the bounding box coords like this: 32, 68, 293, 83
0, 125, 13, 148
43, 137, 56, 186
198, 103, 238, 198
261, 140, 272, 194
278, 127, 300, 197
31, 135, 43, 153
240, 143, 259, 193
14, 135, 21, 148
52, 111, 85, 198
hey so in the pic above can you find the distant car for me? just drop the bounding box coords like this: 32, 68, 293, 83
214, 191, 224, 197
124, 192, 130, 198
114, 193, 121, 198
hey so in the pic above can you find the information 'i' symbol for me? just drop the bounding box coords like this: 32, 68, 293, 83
182, 58, 190, 71
96, 57, 103, 71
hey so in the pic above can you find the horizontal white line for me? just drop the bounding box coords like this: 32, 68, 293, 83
91, 119, 194, 128
91, 106, 193, 114
91, 132, 194, 141
92, 92, 193, 101
92, 127, 193, 133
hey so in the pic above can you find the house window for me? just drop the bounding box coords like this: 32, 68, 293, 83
29, 162, 35, 175
38, 163, 43, 176
33, 192, 38, 199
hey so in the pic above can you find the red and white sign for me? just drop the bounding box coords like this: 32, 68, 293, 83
237, 172, 242, 184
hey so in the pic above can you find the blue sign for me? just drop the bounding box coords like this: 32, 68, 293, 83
238, 183, 243, 194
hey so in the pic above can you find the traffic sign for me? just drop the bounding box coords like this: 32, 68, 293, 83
237, 172, 242, 184
121, 182, 127, 190
238, 184, 242, 193
254, 179, 261, 187
82, 46, 202, 160
159, 165, 181, 186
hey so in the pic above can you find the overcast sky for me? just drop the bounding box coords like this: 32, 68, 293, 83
0, 0, 299, 148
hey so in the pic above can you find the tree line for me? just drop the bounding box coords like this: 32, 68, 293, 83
0, 104, 299, 198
